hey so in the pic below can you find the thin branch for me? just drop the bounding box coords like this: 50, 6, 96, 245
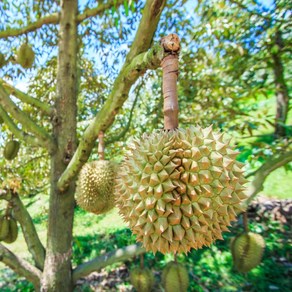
6, 190, 45, 270
105, 90, 139, 145
245, 150, 292, 205
57, 0, 166, 191
0, 84, 53, 149
72, 244, 145, 283
0, 0, 124, 39
77, 0, 125, 23
0, 243, 41, 290
0, 105, 48, 148
1, 80, 53, 116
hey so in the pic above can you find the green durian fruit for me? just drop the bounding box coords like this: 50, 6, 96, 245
4, 140, 20, 160
231, 232, 265, 273
115, 125, 247, 254
75, 160, 117, 215
162, 262, 189, 292
3, 217, 18, 244
0, 216, 10, 241
0, 53, 5, 68
16, 43, 35, 69
129, 267, 155, 292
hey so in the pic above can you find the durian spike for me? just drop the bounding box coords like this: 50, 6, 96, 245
161, 33, 180, 130
98, 131, 105, 160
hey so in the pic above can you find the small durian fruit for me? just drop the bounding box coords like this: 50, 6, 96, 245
162, 261, 189, 292
0, 216, 10, 241
231, 232, 265, 273
115, 125, 247, 254
3, 217, 18, 244
4, 140, 20, 160
0, 53, 5, 68
16, 43, 35, 69
75, 160, 116, 215
129, 267, 155, 292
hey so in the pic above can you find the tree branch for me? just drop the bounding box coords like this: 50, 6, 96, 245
0, 105, 47, 147
1, 80, 53, 116
0, 190, 46, 270
0, 0, 124, 39
57, 0, 166, 191
0, 84, 53, 149
0, 243, 41, 290
245, 151, 292, 205
72, 244, 145, 283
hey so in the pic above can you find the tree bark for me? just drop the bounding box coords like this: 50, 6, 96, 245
41, 0, 78, 290
272, 31, 290, 138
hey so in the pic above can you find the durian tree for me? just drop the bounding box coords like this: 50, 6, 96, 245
0, 0, 291, 291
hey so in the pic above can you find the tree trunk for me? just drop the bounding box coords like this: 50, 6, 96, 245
272, 31, 289, 138
41, 0, 78, 291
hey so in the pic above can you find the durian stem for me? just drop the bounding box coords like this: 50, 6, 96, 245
161, 34, 180, 130
98, 131, 105, 160
140, 254, 144, 269
174, 253, 178, 262
243, 212, 249, 232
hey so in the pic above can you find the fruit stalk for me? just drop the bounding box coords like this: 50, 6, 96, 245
98, 131, 105, 160
161, 34, 180, 130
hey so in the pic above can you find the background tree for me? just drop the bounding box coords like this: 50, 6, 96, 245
0, 0, 291, 291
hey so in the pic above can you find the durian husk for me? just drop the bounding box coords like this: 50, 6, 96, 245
4, 140, 20, 160
231, 232, 265, 273
115, 125, 247, 254
75, 160, 116, 215
3, 217, 18, 244
129, 267, 155, 292
0, 216, 9, 241
16, 43, 35, 69
162, 261, 189, 292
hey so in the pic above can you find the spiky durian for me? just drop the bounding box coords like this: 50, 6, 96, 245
16, 43, 35, 69
0, 216, 10, 240
162, 261, 189, 292
231, 232, 265, 273
3, 217, 18, 244
0, 53, 5, 68
75, 160, 116, 215
129, 267, 155, 292
115, 125, 247, 254
4, 140, 20, 160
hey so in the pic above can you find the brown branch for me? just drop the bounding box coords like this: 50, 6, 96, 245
57, 0, 166, 191
245, 150, 292, 205
72, 244, 145, 283
161, 34, 180, 130
98, 131, 105, 160
0, 0, 125, 39
0, 84, 53, 149
0, 105, 47, 147
1, 80, 53, 116
0, 243, 41, 290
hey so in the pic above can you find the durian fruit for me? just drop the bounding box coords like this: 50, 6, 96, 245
115, 125, 247, 254
162, 261, 189, 292
3, 217, 18, 244
0, 216, 10, 241
231, 232, 265, 273
129, 267, 155, 292
4, 140, 20, 160
75, 160, 116, 215
16, 43, 35, 69
0, 53, 5, 68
